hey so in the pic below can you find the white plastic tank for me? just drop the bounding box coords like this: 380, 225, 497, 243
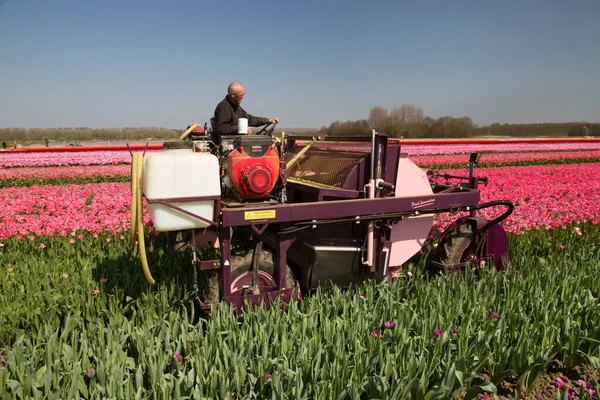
143, 149, 221, 231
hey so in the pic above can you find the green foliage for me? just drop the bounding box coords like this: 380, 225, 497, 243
0, 224, 599, 398
0, 127, 181, 142
0, 175, 130, 189
479, 122, 600, 138
317, 105, 600, 138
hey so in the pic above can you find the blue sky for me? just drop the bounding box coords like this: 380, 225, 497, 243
0, 0, 598, 129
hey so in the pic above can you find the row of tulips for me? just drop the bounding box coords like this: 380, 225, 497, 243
0, 165, 131, 188
0, 150, 158, 169
1, 152, 599, 189
1, 225, 599, 398
2, 141, 600, 168
412, 150, 600, 169
0, 182, 149, 239
1, 163, 598, 240
431, 163, 600, 235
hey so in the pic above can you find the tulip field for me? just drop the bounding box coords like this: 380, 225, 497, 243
1, 140, 600, 399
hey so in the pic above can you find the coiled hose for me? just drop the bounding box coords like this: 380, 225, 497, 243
129, 152, 155, 285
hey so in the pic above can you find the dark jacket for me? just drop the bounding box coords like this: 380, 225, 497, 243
212, 96, 270, 144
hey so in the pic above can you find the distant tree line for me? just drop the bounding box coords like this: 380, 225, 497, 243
2, 108, 598, 142
480, 122, 597, 137
0, 127, 181, 142
320, 105, 599, 138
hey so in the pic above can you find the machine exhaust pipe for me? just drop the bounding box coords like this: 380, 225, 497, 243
365, 129, 377, 269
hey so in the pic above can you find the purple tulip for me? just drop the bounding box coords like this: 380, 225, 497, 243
265, 373, 271, 381
555, 376, 569, 389
384, 320, 394, 329
577, 380, 596, 396
488, 311, 499, 319
433, 329, 442, 338
372, 329, 381, 339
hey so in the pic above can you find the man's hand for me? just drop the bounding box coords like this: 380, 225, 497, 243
269, 117, 279, 124
247, 127, 252, 135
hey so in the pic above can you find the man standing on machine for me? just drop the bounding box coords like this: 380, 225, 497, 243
211, 82, 279, 145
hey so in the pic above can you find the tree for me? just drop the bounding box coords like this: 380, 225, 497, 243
323, 120, 371, 136
390, 104, 424, 138
368, 106, 391, 132
427, 116, 474, 138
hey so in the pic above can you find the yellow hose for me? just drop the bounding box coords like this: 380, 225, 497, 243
129, 152, 155, 285
179, 122, 198, 140
136, 154, 155, 284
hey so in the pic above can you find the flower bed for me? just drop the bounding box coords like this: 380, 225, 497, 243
0, 164, 598, 240
0, 165, 131, 187
412, 150, 600, 168
402, 141, 600, 156
0, 182, 145, 239
0, 150, 158, 168
432, 163, 600, 235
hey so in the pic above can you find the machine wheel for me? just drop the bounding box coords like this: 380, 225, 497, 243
199, 248, 298, 305
230, 248, 297, 295
202, 271, 221, 305
171, 230, 190, 252
431, 219, 478, 270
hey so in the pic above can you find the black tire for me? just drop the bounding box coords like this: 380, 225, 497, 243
201, 271, 221, 305
431, 221, 476, 270
167, 230, 191, 252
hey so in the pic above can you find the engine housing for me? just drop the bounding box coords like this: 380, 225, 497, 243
226, 136, 279, 199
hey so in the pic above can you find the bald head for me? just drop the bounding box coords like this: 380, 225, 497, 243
227, 82, 245, 105
228, 82, 244, 95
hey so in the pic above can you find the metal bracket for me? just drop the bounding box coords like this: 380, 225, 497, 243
199, 260, 221, 270
449, 205, 462, 215
251, 223, 269, 235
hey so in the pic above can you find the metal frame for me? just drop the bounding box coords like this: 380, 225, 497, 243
155, 133, 495, 311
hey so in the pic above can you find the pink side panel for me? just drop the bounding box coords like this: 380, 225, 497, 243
388, 155, 434, 268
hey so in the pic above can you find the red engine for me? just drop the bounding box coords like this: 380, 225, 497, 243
227, 143, 279, 199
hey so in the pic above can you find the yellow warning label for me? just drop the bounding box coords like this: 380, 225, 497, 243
244, 210, 276, 220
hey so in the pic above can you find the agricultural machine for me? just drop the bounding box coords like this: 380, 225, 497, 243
131, 124, 513, 311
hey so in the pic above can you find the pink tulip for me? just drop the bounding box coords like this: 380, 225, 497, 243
555, 376, 569, 389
